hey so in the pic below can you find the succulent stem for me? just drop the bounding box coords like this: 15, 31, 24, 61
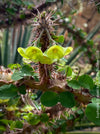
39, 30, 52, 86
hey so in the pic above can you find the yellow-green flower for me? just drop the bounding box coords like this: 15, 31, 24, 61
0, 99, 9, 103
63, 47, 73, 56
25, 46, 43, 60
18, 45, 73, 64
17, 47, 29, 59
23, 58, 32, 63
18, 46, 43, 63
23, 57, 39, 63
47, 45, 64, 60
39, 54, 53, 64
6, 106, 19, 111
21, 105, 34, 112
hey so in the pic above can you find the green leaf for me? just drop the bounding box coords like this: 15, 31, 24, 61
91, 98, 100, 104
11, 65, 34, 81
90, 85, 100, 96
0, 126, 6, 131
76, 109, 84, 115
40, 91, 58, 107
10, 120, 23, 130
8, 63, 21, 69
52, 35, 64, 43
6, 8, 16, 15
20, 14, 25, 19
21, 65, 34, 76
25, 113, 40, 125
57, 35, 64, 43
0, 84, 18, 99
18, 85, 26, 95
78, 74, 94, 90
67, 80, 81, 89
65, 66, 72, 76
11, 72, 23, 81
40, 113, 49, 122
87, 40, 94, 46
85, 103, 100, 125
56, 119, 66, 126
8, 96, 20, 106
59, 91, 75, 108
67, 114, 74, 120
0, 119, 9, 125
15, 121, 23, 128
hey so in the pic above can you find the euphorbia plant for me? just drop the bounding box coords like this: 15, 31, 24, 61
17, 11, 75, 107
17, 11, 73, 89
0, 11, 100, 133
14, 11, 100, 127
16, 11, 97, 110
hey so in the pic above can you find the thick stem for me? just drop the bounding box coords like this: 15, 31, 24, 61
39, 30, 52, 86
40, 30, 50, 52
39, 63, 52, 86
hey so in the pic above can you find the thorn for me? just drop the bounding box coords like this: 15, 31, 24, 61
46, 10, 56, 21
53, 17, 61, 23
36, 8, 41, 19
50, 23, 59, 26
31, 24, 40, 26
31, 13, 39, 19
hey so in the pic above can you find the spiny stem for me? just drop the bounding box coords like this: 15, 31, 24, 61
46, 28, 57, 45
34, 30, 44, 46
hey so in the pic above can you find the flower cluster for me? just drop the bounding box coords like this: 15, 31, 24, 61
18, 45, 73, 64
